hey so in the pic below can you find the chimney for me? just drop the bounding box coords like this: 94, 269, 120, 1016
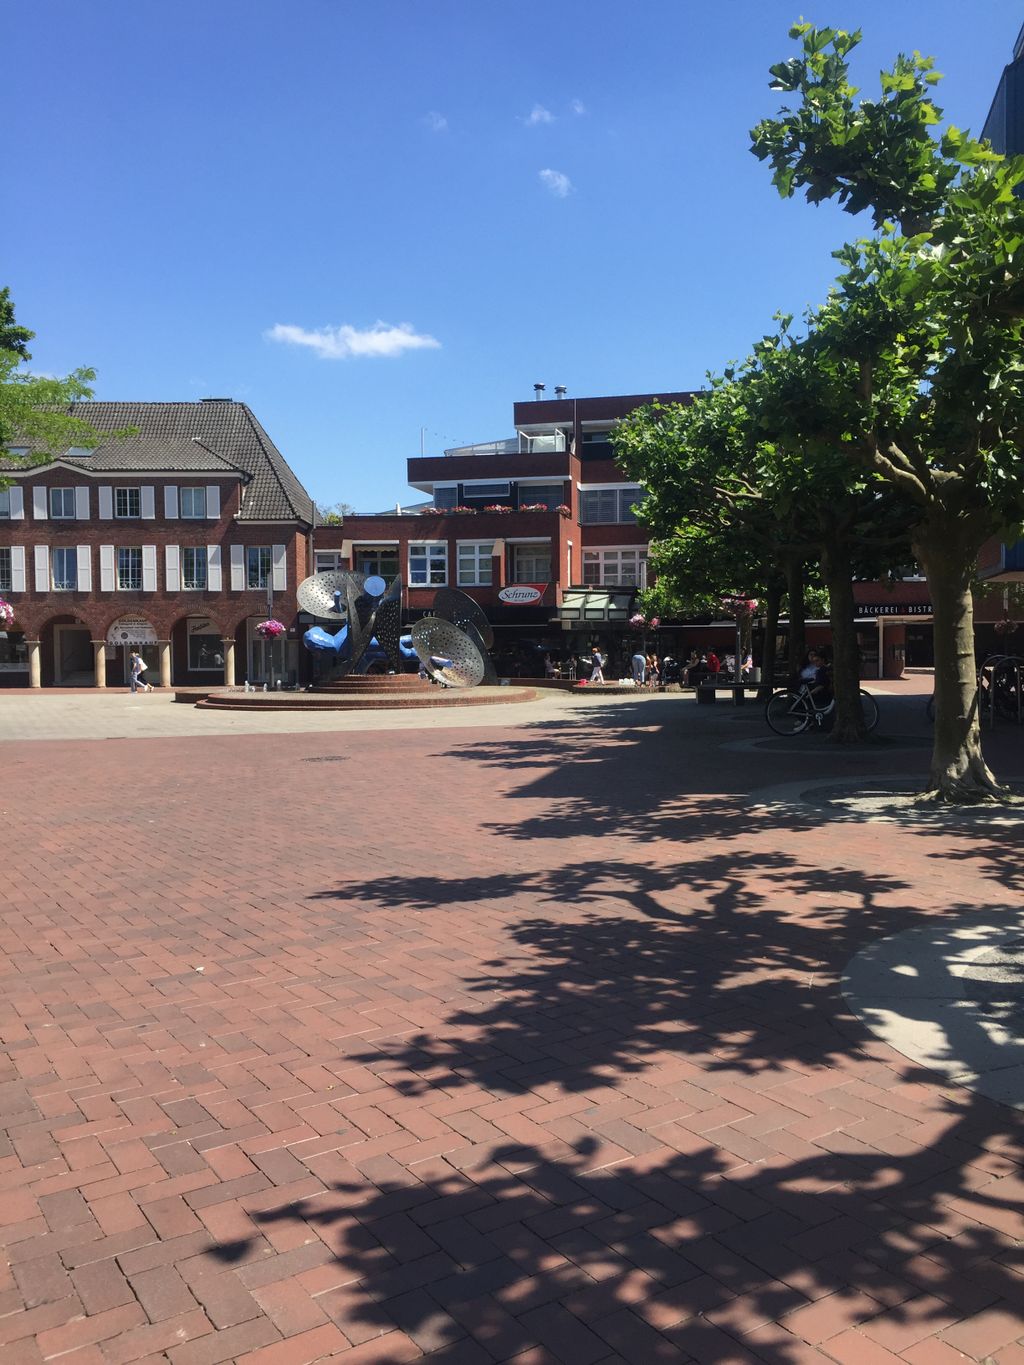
533, 383, 545, 401
554, 385, 567, 400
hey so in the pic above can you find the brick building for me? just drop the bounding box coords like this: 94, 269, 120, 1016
312, 388, 694, 677
0, 400, 315, 688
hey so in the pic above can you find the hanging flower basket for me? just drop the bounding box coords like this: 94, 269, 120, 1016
256, 619, 286, 639
649, 617, 661, 629
0, 599, 14, 630
994, 618, 1019, 636
719, 594, 759, 617
629, 613, 647, 629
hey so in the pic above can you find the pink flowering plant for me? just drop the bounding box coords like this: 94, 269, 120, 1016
518, 503, 551, 513
483, 504, 513, 514
0, 599, 14, 629
255, 618, 286, 639
719, 594, 759, 618
555, 504, 571, 516
629, 612, 647, 629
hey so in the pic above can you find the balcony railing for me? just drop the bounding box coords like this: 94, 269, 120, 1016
443, 430, 567, 457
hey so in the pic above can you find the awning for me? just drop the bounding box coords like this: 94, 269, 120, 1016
555, 589, 636, 623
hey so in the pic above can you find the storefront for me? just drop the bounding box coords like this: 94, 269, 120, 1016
0, 627, 28, 686
106, 615, 159, 686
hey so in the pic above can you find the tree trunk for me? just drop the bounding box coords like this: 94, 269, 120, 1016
822, 536, 867, 744
758, 579, 782, 702
916, 522, 1004, 802
785, 555, 807, 685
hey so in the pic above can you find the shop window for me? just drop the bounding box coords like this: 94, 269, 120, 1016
247, 546, 271, 589
512, 544, 551, 583
457, 542, 493, 587
117, 547, 143, 590
187, 620, 224, 671
409, 542, 447, 586
182, 547, 208, 590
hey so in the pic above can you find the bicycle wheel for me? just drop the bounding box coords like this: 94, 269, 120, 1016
766, 689, 812, 735
858, 689, 880, 733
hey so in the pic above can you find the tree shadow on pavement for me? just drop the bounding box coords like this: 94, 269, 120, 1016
208, 845, 1024, 1361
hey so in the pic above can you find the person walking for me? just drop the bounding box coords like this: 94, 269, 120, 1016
589, 647, 606, 685
630, 648, 646, 686
129, 650, 152, 694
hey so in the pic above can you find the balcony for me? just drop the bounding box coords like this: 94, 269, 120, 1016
443, 430, 567, 458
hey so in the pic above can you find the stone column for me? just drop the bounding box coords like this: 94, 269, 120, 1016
92, 640, 107, 689
222, 638, 236, 687
26, 639, 41, 689
158, 640, 172, 689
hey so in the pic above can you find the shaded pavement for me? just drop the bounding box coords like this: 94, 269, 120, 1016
0, 690, 1022, 1363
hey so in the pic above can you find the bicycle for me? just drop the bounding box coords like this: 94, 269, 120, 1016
765, 682, 880, 736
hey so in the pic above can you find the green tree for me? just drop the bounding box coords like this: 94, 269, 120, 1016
316, 501, 355, 525
752, 23, 1024, 798
0, 287, 34, 360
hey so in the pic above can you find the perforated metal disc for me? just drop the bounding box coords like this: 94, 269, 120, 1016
297, 570, 367, 620
433, 587, 495, 649
410, 617, 485, 688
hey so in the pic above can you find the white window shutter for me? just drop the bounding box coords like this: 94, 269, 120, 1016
74, 486, 89, 520
165, 545, 181, 592
9, 487, 24, 520
205, 485, 220, 519
99, 545, 115, 592
10, 547, 25, 592
76, 545, 92, 592
207, 545, 222, 591
34, 545, 49, 591
272, 543, 287, 590
141, 486, 156, 519
230, 544, 245, 591
142, 545, 157, 591
98, 486, 113, 519
32, 487, 47, 520
164, 486, 179, 519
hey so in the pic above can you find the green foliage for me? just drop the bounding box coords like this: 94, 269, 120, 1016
0, 288, 33, 361
316, 501, 355, 525
0, 351, 110, 468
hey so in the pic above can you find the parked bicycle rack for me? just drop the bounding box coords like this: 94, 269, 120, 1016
978, 654, 1024, 727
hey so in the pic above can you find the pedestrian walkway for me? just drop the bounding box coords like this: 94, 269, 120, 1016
0, 694, 1021, 1363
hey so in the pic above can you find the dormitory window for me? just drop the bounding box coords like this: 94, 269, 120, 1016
115, 487, 141, 519
117, 547, 143, 590
247, 546, 271, 589
182, 547, 208, 590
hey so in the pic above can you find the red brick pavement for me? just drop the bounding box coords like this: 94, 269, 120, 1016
0, 695, 1022, 1363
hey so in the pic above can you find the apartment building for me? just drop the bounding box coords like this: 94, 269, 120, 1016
0, 400, 315, 687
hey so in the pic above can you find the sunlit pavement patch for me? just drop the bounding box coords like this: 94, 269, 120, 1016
843, 909, 1024, 1110
748, 775, 1024, 824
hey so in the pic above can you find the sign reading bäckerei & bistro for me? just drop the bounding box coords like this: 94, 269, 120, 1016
857, 603, 932, 617
498, 584, 544, 605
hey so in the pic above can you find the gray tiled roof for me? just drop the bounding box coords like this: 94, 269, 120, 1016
25, 436, 240, 474
14, 401, 314, 523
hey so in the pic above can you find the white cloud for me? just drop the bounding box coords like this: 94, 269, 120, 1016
524, 103, 554, 126
424, 111, 448, 133
266, 321, 441, 360
538, 168, 573, 198
570, 98, 586, 115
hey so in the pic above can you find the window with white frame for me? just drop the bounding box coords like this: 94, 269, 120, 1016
180, 487, 206, 519
0, 490, 10, 518
114, 487, 141, 519
409, 542, 447, 586
0, 548, 11, 592
355, 545, 399, 578
182, 546, 208, 590
582, 547, 648, 588
117, 547, 142, 590
512, 543, 551, 583
247, 546, 271, 589
50, 487, 76, 519
579, 488, 641, 524
457, 542, 493, 586
314, 551, 344, 573
51, 547, 78, 591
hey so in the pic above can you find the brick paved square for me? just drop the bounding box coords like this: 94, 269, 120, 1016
0, 691, 1021, 1361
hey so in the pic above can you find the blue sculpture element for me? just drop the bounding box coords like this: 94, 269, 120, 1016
304, 624, 349, 655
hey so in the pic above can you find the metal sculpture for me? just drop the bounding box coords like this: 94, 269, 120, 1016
298, 573, 496, 687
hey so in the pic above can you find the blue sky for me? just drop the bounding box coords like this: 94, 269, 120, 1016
7, 1, 1020, 512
